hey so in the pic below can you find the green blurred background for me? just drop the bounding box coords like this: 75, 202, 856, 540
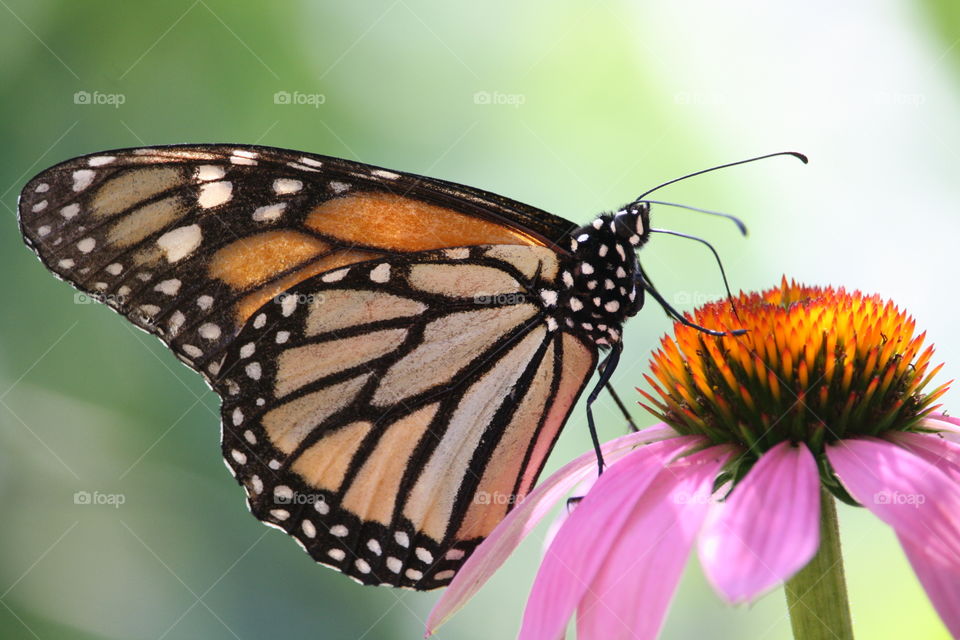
1, 2, 958, 638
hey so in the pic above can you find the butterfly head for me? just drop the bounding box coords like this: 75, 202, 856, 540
611, 200, 652, 250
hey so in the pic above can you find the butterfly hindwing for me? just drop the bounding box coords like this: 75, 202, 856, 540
216, 245, 598, 588
17, 145, 576, 381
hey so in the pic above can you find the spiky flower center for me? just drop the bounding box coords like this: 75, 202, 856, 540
641, 278, 948, 457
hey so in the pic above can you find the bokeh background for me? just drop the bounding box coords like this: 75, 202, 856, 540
1, 1, 958, 638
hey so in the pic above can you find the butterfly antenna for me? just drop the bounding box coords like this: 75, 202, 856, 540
636, 151, 808, 200
649, 228, 741, 322
637, 263, 746, 337
640, 200, 747, 236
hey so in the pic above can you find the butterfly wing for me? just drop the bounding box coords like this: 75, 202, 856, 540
17, 145, 577, 380
216, 244, 597, 589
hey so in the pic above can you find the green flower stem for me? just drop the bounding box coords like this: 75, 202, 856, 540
784, 488, 854, 640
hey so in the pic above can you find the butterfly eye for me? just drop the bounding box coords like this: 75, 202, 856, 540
612, 203, 648, 241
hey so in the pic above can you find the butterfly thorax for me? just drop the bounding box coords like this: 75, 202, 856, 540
551, 203, 650, 347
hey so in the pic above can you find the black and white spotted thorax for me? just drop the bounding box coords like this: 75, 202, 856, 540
543, 202, 651, 347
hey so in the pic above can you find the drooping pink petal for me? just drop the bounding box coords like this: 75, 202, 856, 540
426, 426, 686, 634
927, 412, 960, 428
698, 441, 821, 603
899, 534, 960, 638
887, 431, 960, 484
922, 414, 960, 444
515, 437, 712, 640
826, 437, 960, 564
575, 446, 735, 640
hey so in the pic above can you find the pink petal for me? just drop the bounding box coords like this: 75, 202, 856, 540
922, 414, 960, 444
518, 443, 733, 640
698, 441, 821, 603
899, 535, 960, 638
826, 437, 960, 564
927, 412, 960, 428
887, 431, 960, 484
575, 446, 735, 640
425, 426, 688, 634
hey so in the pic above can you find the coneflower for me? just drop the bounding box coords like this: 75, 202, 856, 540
428, 278, 958, 639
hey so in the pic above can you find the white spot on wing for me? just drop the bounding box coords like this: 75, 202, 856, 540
369, 263, 391, 283
32, 200, 47, 213
199, 323, 221, 340
195, 165, 225, 181
72, 170, 95, 191
273, 178, 303, 195
371, 169, 400, 179
281, 295, 297, 317
88, 155, 116, 167
321, 268, 349, 283
329, 181, 350, 194
154, 279, 181, 295
60, 204, 80, 219
157, 224, 202, 262
77, 237, 96, 253
252, 202, 286, 222
198, 181, 233, 208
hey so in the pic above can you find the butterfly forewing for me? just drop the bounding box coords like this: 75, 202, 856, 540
216, 245, 597, 588
18, 144, 610, 590
17, 145, 575, 381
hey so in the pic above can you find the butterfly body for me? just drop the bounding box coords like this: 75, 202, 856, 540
18, 145, 654, 589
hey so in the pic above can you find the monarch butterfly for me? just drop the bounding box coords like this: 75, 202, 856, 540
17, 145, 804, 590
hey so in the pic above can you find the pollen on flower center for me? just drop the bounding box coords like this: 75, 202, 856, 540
641, 277, 949, 453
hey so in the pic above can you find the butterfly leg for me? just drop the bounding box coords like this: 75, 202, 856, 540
585, 341, 624, 475
603, 381, 639, 432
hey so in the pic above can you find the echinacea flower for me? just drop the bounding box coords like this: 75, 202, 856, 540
427, 278, 959, 639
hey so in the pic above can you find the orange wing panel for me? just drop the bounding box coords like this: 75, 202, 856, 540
305, 193, 548, 251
